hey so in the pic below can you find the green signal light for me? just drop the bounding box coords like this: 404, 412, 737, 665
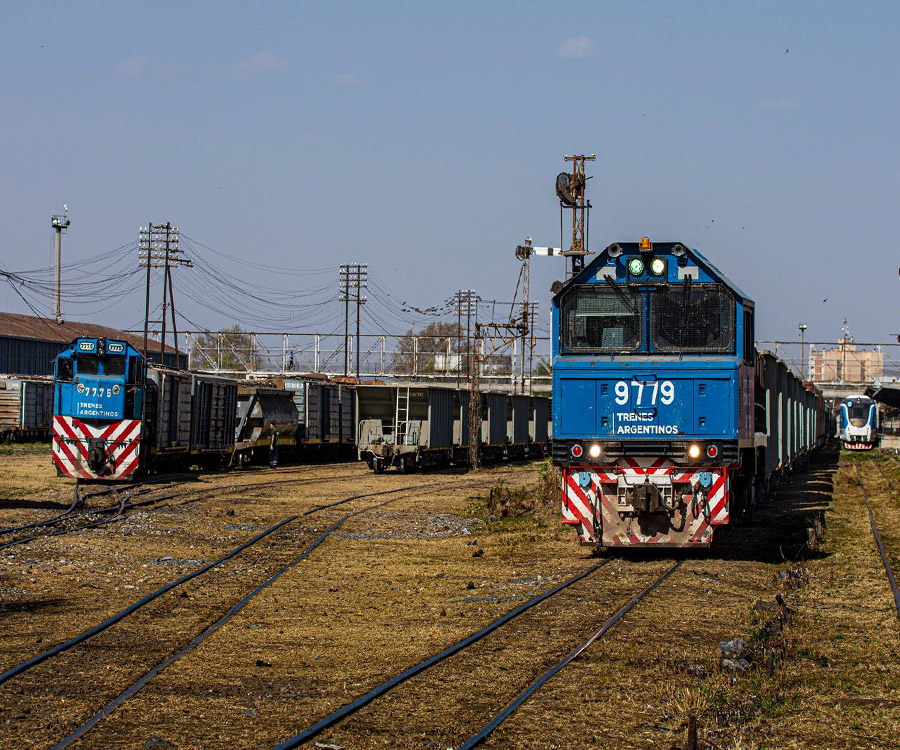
649, 257, 667, 276
627, 257, 645, 276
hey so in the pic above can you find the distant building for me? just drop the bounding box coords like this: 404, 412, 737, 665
808, 340, 883, 383
0, 312, 184, 375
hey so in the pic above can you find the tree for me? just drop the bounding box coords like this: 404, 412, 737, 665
392, 321, 464, 375
190, 325, 262, 371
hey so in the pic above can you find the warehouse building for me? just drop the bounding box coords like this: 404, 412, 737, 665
0, 312, 184, 375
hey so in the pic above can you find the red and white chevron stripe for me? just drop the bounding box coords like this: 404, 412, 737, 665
561, 460, 729, 547
52, 416, 142, 480
562, 471, 600, 544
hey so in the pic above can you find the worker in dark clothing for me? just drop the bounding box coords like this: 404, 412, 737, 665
268, 421, 279, 468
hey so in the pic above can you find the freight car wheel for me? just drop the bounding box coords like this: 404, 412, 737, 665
373, 458, 385, 474
397, 456, 408, 474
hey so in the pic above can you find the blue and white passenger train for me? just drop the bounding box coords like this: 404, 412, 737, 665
838, 394, 878, 450
552, 238, 825, 548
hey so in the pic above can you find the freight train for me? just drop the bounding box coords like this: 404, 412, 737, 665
552, 238, 827, 548
356, 384, 550, 472
838, 394, 878, 450
51, 338, 356, 481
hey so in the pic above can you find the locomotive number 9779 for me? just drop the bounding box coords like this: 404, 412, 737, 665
613, 380, 675, 406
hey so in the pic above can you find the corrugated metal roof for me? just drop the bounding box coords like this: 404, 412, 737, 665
0, 312, 181, 354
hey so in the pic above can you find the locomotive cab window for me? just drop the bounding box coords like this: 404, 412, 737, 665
56, 358, 73, 381
848, 402, 871, 427
561, 285, 643, 353
104, 356, 126, 376
127, 356, 141, 385
76, 355, 100, 375
651, 283, 735, 353
743, 307, 755, 364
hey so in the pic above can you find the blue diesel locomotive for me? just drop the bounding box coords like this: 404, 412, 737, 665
52, 337, 362, 481
552, 238, 823, 548
52, 338, 146, 480
838, 394, 878, 450
53, 338, 240, 480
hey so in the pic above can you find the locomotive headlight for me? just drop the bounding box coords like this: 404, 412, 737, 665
649, 257, 667, 276
688, 443, 701, 459
627, 257, 644, 276
588, 443, 602, 459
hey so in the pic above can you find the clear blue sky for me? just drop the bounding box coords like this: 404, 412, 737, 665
2, 1, 899, 346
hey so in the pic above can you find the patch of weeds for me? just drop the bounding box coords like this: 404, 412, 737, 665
0, 441, 49, 456
478, 462, 559, 523
664, 567, 811, 748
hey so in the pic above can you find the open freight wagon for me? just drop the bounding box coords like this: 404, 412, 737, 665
144, 367, 238, 469
356, 383, 550, 472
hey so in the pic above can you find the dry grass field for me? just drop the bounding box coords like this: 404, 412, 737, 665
1, 445, 898, 749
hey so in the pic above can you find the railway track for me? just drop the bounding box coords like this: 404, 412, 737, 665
0, 465, 366, 550
0, 473, 506, 749
873, 459, 897, 493
0, 461, 533, 551
853, 462, 900, 622
272, 560, 684, 750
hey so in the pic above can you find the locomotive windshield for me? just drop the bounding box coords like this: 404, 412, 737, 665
651, 284, 735, 354
561, 285, 643, 353
846, 401, 872, 427
73, 354, 127, 376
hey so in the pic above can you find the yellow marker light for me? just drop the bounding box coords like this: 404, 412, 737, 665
688, 444, 701, 459
588, 444, 602, 458
639, 236, 653, 253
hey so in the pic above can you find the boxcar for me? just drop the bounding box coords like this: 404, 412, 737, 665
0, 375, 52, 441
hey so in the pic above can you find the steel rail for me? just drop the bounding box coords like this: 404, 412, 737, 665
0, 462, 353, 538
456, 560, 682, 748
272, 559, 610, 750
0, 480, 141, 537
0, 488, 131, 552
0, 483, 84, 536
0, 477, 464, 687
0, 469, 366, 551
873, 461, 896, 493
48, 485, 457, 750
854, 463, 900, 622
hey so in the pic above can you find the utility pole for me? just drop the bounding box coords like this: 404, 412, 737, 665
340, 265, 351, 376
51, 209, 70, 324
469, 328, 482, 470
142, 222, 153, 357
139, 223, 191, 365
451, 290, 477, 385
798, 323, 807, 380
160, 223, 171, 363
339, 263, 367, 378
